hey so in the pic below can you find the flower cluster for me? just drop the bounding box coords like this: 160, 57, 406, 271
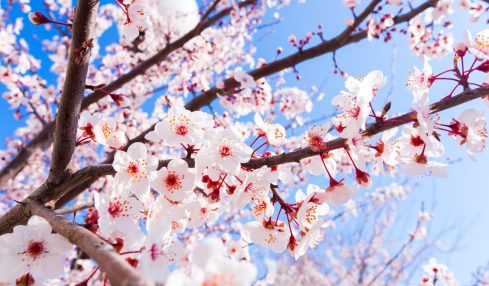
2, 0, 489, 285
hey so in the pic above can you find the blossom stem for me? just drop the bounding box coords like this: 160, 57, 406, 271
48, 20, 72, 28
120, 249, 144, 255
286, 213, 296, 241
435, 127, 465, 138
319, 153, 334, 181
369, 103, 380, 122
249, 135, 262, 147
461, 56, 465, 74
469, 82, 483, 88
251, 142, 267, 157
275, 207, 283, 224
345, 148, 359, 170
432, 77, 459, 82
217, 174, 228, 190
431, 69, 454, 79
420, 143, 426, 157
443, 84, 460, 99
78, 266, 99, 285
464, 58, 478, 75
234, 175, 243, 184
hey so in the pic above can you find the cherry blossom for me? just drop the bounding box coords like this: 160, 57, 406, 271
242, 220, 290, 253
294, 220, 334, 260
147, 196, 189, 235
139, 231, 184, 283
120, 0, 151, 41
113, 142, 158, 197
2, 1, 489, 284
342, 0, 360, 8
92, 116, 127, 149
254, 113, 286, 147
317, 180, 356, 207
306, 123, 331, 152
421, 258, 458, 286
166, 238, 257, 286
295, 184, 329, 232
152, 159, 195, 202
447, 108, 487, 157
28, 12, 49, 25
234, 70, 257, 89
195, 128, 253, 176
331, 70, 385, 138
0, 216, 72, 285
94, 189, 144, 245
157, 0, 199, 37
152, 106, 212, 147
466, 29, 489, 61
407, 58, 433, 93
277, 87, 313, 119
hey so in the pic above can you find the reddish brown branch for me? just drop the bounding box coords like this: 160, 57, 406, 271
54, 85, 489, 213
27, 201, 154, 286
0, 164, 113, 234
0, 0, 256, 189
48, 0, 100, 184
55, 201, 94, 215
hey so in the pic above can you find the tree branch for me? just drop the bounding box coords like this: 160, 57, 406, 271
27, 201, 154, 286
48, 0, 100, 185
55, 201, 94, 215
0, 164, 113, 234
54, 85, 489, 212
0, 0, 257, 189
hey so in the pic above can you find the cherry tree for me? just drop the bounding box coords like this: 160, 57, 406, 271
0, 0, 488, 285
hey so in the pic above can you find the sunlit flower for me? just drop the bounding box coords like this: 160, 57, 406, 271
152, 159, 195, 202
113, 142, 158, 197
0, 216, 71, 285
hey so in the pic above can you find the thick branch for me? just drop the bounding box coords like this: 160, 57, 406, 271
0, 164, 113, 234
48, 0, 100, 184
27, 201, 154, 286
0, 0, 256, 189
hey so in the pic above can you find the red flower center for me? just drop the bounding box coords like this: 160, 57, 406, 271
127, 162, 139, 175
27, 241, 45, 258
108, 201, 122, 217
176, 125, 189, 136
410, 135, 425, 147
165, 172, 181, 190
219, 145, 232, 157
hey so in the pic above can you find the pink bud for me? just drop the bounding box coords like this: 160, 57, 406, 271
454, 42, 468, 57
288, 35, 296, 45
355, 169, 372, 188
28, 12, 50, 25
345, 18, 355, 26
476, 60, 489, 73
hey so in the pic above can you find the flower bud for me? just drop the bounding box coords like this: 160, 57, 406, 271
355, 169, 372, 188
28, 12, 50, 25
454, 42, 468, 57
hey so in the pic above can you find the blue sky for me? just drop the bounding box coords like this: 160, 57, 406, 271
1, 0, 488, 283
